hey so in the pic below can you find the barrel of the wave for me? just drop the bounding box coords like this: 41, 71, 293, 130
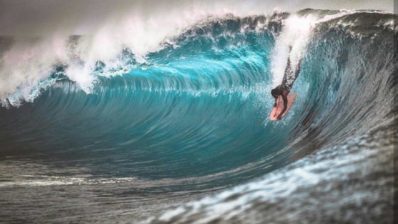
0, 14, 293, 186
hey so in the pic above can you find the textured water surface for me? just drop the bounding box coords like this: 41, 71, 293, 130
0, 9, 396, 224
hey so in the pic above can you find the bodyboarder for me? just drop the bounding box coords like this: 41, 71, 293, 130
269, 49, 301, 121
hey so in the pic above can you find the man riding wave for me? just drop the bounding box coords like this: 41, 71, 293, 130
270, 47, 301, 120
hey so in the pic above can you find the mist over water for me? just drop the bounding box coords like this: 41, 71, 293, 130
0, 1, 396, 223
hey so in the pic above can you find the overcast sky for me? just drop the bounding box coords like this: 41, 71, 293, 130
0, 0, 394, 35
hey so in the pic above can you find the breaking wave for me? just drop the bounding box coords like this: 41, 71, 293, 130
0, 9, 396, 224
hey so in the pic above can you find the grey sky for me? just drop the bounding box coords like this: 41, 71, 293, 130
0, 0, 393, 35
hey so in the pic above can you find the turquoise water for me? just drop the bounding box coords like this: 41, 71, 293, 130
0, 10, 396, 223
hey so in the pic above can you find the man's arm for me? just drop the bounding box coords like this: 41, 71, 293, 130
277, 94, 288, 120
281, 58, 292, 87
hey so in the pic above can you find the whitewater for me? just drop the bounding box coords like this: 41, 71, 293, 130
0, 5, 396, 224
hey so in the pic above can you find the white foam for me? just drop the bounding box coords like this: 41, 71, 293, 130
0, 5, 391, 107
269, 10, 361, 88
0, 5, 249, 106
270, 14, 316, 88
0, 176, 139, 187
0, 37, 66, 106
148, 131, 393, 223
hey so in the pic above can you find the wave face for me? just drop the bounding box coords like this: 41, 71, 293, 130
0, 9, 396, 223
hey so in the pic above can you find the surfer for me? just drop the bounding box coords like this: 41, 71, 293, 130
270, 50, 301, 120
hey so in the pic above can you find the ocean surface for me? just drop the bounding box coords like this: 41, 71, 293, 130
0, 8, 396, 224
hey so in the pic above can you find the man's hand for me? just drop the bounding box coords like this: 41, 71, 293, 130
269, 93, 296, 121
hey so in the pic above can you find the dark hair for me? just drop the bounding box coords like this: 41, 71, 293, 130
271, 87, 283, 98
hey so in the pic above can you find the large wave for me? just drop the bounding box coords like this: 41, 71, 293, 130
0, 9, 396, 223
